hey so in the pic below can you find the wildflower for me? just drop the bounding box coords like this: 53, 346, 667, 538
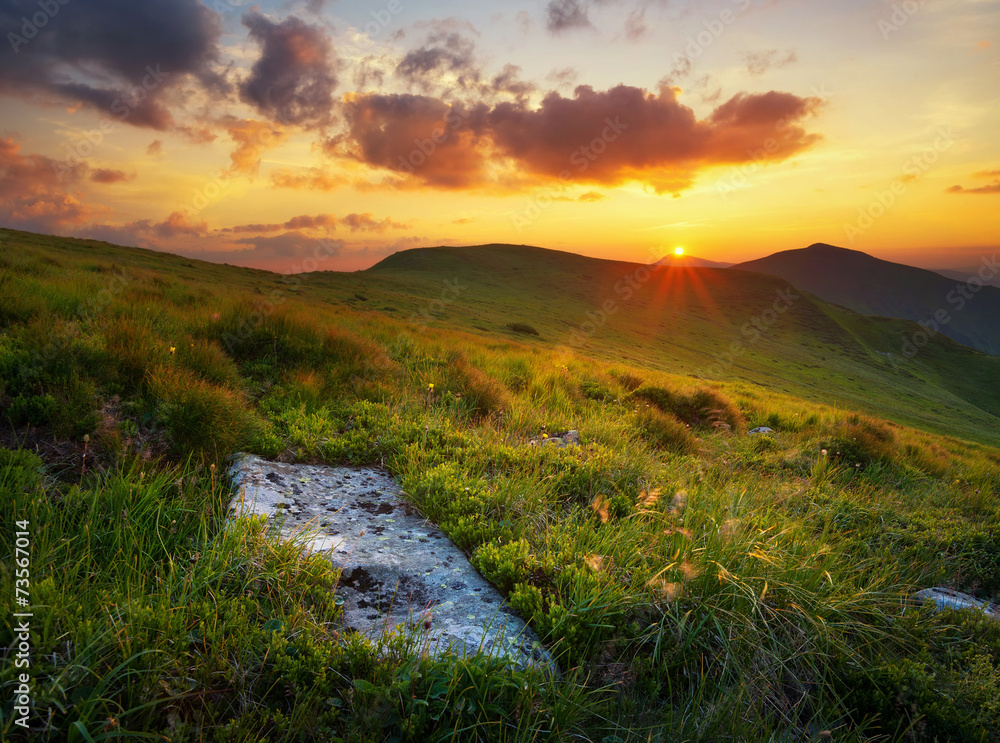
821, 449, 828, 456
647, 578, 683, 601
542, 433, 549, 439
169, 346, 176, 355
427, 383, 434, 390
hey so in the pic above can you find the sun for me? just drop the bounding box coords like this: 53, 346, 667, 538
674, 247, 685, 256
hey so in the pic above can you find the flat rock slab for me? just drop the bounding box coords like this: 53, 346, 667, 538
228, 453, 557, 674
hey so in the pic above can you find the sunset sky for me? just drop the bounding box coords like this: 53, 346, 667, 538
1, 0, 997, 272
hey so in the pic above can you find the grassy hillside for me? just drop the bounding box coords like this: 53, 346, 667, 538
2, 227, 1000, 742
734, 243, 1000, 357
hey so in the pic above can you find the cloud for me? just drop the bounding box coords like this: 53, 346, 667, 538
227, 212, 409, 234
624, 7, 648, 40
0, 0, 225, 130
332, 92, 486, 188
270, 166, 347, 191
316, 84, 823, 195
240, 12, 340, 127
947, 181, 1000, 195
90, 168, 135, 184
578, 190, 606, 202
80, 210, 208, 248
546, 0, 592, 33
487, 85, 823, 193
221, 118, 286, 177
232, 230, 335, 259
741, 49, 798, 76
341, 212, 409, 232
146, 140, 163, 156
395, 31, 481, 92
0, 137, 110, 232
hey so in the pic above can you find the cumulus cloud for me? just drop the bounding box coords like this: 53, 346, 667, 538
0, 137, 109, 232
240, 12, 340, 127
395, 31, 481, 92
0, 0, 225, 130
80, 211, 208, 248
331, 92, 486, 188
325, 84, 822, 194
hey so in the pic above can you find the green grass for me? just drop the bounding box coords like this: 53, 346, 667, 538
1, 227, 1000, 741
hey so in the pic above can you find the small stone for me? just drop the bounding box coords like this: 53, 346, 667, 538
748, 426, 775, 435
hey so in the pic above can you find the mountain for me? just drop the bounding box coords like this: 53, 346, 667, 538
934, 267, 1000, 289
359, 243, 1000, 445
656, 254, 733, 269
733, 243, 1000, 356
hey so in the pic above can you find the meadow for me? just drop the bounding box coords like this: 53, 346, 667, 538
1, 227, 999, 742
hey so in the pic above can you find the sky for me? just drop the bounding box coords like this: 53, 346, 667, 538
0, 0, 997, 273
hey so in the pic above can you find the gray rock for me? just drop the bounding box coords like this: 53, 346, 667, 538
913, 587, 1000, 620
228, 454, 558, 674
748, 426, 775, 434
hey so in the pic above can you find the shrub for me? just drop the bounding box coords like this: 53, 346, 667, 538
637, 407, 698, 454
471, 539, 535, 593
176, 339, 241, 388
6, 392, 58, 426
147, 365, 269, 460
634, 385, 745, 432
505, 322, 540, 337
446, 351, 509, 417
825, 414, 896, 469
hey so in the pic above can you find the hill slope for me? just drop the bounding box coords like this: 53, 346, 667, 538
360, 243, 1000, 445
733, 243, 1000, 356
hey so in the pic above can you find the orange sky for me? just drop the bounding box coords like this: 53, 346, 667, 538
1, 0, 997, 272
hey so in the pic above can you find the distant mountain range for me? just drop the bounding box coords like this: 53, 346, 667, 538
733, 243, 1000, 357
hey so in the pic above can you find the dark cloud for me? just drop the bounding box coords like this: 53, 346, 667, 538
232, 230, 331, 259
741, 49, 798, 76
329, 84, 822, 194
0, 136, 109, 232
332, 93, 486, 188
146, 140, 163, 156
395, 32, 480, 91
546, 67, 580, 90
546, 0, 592, 33
90, 168, 135, 184
0, 0, 225, 130
240, 12, 340, 127
340, 212, 409, 232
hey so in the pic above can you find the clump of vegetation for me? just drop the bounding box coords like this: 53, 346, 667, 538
825, 413, 897, 469
505, 321, 540, 336
633, 385, 746, 432
636, 407, 698, 454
